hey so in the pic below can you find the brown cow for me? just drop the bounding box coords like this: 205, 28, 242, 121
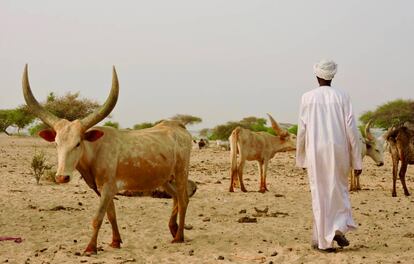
229, 114, 296, 193
385, 125, 414, 197
22, 65, 193, 254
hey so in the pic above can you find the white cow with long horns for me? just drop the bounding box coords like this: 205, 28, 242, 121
350, 120, 385, 191
22, 65, 192, 255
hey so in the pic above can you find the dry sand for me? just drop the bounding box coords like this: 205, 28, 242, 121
0, 133, 413, 263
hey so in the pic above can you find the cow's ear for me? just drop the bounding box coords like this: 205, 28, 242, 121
38, 129, 56, 142
84, 130, 104, 142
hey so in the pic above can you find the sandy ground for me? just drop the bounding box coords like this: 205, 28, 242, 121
0, 133, 413, 264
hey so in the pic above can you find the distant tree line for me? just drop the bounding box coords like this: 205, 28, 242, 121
27, 92, 101, 135
132, 114, 202, 130
204, 116, 276, 141
359, 99, 414, 128
0, 91, 203, 136
0, 92, 101, 136
2, 94, 410, 138
0, 107, 34, 135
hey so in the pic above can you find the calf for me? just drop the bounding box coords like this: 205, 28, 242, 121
229, 114, 296, 193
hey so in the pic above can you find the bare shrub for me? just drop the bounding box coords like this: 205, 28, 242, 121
31, 150, 52, 184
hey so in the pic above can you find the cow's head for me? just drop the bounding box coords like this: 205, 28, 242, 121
364, 120, 384, 166
22, 65, 119, 183
267, 113, 297, 151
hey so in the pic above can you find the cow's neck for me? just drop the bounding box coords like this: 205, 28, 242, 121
76, 142, 100, 196
270, 136, 286, 153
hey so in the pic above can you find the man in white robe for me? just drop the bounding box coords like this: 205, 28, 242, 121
296, 59, 362, 251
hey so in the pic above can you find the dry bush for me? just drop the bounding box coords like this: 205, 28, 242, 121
31, 151, 52, 184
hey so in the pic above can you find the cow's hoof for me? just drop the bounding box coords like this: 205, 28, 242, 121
404, 192, 411, 196
392, 193, 397, 197
110, 239, 122, 249
83, 249, 97, 256
259, 189, 266, 193
83, 243, 98, 255
241, 188, 248, 193
171, 237, 184, 243
229, 188, 234, 192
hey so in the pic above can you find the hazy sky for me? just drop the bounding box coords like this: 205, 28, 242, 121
1, 1, 413, 130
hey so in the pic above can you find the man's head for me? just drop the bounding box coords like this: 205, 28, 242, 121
314, 59, 337, 86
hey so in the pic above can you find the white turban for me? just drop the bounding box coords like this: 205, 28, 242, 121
313, 59, 337, 80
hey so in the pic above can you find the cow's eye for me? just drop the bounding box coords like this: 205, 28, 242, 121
76, 142, 81, 148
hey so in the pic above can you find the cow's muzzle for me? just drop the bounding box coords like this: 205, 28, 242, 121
55, 175, 70, 183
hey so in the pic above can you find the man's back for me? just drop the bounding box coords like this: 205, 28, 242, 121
300, 86, 351, 148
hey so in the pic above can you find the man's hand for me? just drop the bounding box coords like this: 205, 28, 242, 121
354, 169, 362, 176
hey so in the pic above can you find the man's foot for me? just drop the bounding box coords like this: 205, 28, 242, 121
333, 234, 350, 247
311, 243, 337, 253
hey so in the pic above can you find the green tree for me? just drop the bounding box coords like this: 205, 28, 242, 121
241, 116, 275, 134
288, 125, 298, 135
103, 121, 119, 129
208, 116, 294, 140
0, 110, 13, 135
28, 122, 48, 136
170, 114, 202, 126
8, 107, 35, 133
209, 121, 243, 140
42, 92, 100, 121
359, 99, 414, 128
199, 128, 211, 137
47, 92, 56, 102
23, 92, 101, 135
133, 122, 154, 130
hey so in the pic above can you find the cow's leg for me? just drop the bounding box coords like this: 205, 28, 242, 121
84, 185, 113, 255
229, 162, 237, 192
392, 159, 399, 197
172, 170, 189, 243
350, 170, 356, 191
162, 181, 179, 237
356, 173, 361, 190
258, 160, 265, 193
106, 199, 122, 248
237, 159, 247, 192
399, 162, 410, 196
263, 160, 269, 192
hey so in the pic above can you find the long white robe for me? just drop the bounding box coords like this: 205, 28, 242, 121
296, 85, 362, 249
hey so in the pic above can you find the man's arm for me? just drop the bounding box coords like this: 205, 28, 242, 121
296, 97, 307, 168
344, 95, 362, 170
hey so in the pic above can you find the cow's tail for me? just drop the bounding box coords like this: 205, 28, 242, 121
229, 127, 240, 191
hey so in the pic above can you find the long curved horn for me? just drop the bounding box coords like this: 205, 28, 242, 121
365, 119, 374, 141
266, 113, 288, 137
22, 64, 60, 128
80, 66, 119, 130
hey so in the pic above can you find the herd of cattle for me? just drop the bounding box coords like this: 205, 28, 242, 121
21, 65, 413, 254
